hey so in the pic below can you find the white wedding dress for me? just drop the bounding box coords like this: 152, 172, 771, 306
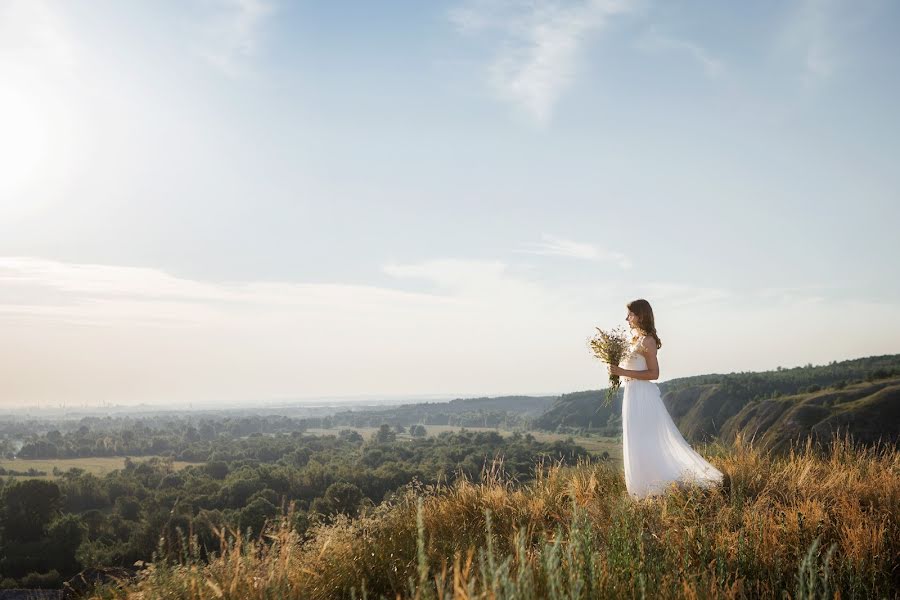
621, 336, 724, 499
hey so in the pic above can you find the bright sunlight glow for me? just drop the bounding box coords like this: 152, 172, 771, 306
0, 88, 51, 196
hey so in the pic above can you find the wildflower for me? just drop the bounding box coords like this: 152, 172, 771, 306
588, 325, 630, 406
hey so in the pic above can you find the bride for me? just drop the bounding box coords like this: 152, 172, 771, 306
605, 299, 724, 500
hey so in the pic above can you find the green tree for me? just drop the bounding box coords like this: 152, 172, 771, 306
373, 424, 396, 444
0, 479, 61, 542
47, 513, 86, 574
240, 497, 277, 535
323, 482, 364, 517
115, 496, 142, 521
339, 429, 364, 443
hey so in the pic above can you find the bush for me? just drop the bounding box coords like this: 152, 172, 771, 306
19, 569, 61, 589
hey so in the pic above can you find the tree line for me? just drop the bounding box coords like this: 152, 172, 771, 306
0, 422, 591, 589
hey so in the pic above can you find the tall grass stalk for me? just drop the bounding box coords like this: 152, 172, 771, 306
91, 432, 899, 599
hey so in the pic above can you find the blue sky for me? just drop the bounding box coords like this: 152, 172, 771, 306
0, 0, 898, 407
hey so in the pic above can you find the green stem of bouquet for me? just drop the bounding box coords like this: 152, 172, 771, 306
605, 375, 621, 406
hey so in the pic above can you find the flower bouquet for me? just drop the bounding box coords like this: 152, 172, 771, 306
588, 325, 631, 406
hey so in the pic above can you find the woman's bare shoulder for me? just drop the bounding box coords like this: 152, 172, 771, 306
639, 335, 657, 353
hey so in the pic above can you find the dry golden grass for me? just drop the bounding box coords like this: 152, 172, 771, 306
90, 432, 899, 599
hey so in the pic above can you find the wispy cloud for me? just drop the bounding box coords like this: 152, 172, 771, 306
635, 26, 724, 78
638, 282, 732, 308
778, 0, 881, 82
0, 256, 457, 327
0, 256, 895, 406
196, 0, 274, 77
450, 0, 635, 124
382, 258, 564, 314
384, 259, 509, 293
786, 0, 839, 79
0, 256, 613, 404
750, 284, 844, 306
516, 234, 633, 269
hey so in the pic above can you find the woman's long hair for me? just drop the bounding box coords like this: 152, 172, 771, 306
627, 299, 662, 349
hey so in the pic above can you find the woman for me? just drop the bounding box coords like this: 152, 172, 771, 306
606, 299, 724, 500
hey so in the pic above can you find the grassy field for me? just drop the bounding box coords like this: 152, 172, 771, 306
92, 433, 900, 599
305, 425, 623, 464
0, 456, 198, 479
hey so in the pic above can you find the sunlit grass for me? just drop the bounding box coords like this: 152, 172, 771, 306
90, 432, 898, 599
0, 457, 197, 479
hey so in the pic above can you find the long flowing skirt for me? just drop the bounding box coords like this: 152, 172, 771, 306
622, 379, 724, 499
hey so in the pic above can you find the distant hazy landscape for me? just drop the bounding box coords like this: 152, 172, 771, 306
4, 0, 899, 596
0, 353, 897, 596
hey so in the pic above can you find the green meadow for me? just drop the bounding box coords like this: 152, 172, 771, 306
0, 457, 197, 479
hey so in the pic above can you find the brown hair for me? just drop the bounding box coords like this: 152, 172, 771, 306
627, 298, 662, 350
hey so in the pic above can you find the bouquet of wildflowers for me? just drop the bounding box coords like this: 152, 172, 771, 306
588, 325, 631, 406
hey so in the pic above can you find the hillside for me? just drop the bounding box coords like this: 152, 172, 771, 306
535, 354, 900, 453
531, 389, 623, 432
720, 378, 900, 454
92, 434, 900, 599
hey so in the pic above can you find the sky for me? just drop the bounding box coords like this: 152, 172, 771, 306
0, 0, 898, 408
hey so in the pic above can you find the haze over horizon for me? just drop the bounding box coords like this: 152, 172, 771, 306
1, 0, 898, 408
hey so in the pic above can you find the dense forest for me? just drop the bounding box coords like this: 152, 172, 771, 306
0, 424, 588, 590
